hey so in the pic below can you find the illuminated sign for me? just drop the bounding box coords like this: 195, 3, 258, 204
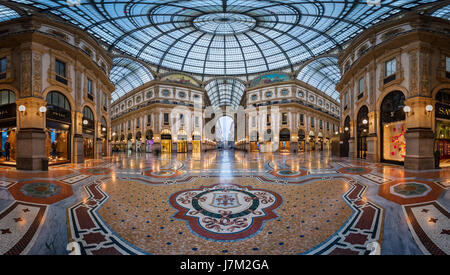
436, 103, 450, 120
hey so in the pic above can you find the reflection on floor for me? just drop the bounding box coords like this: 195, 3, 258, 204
0, 150, 448, 255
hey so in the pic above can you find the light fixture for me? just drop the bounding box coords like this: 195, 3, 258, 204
112, 132, 116, 136
39, 106, 47, 113
425, 104, 433, 113
18, 105, 26, 112
362, 119, 368, 125
102, 127, 106, 132
344, 127, 349, 131
403, 106, 411, 113
83, 119, 88, 125
335, 131, 339, 135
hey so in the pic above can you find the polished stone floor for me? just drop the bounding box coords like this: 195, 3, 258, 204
0, 150, 449, 255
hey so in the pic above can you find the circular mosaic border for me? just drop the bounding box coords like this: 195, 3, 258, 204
8, 180, 73, 205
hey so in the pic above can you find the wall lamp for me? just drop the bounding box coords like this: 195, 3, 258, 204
18, 105, 26, 112
344, 126, 349, 131
403, 106, 413, 116
425, 104, 433, 116
362, 119, 368, 125
83, 119, 88, 125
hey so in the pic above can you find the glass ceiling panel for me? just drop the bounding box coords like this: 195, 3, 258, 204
110, 57, 154, 102
297, 57, 341, 102
431, 5, 450, 20
0, 4, 20, 23
205, 78, 246, 108
7, 0, 442, 78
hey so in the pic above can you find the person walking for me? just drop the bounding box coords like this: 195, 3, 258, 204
4, 141, 10, 161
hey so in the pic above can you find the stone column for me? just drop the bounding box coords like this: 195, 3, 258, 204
96, 138, 103, 159
348, 138, 356, 159
404, 97, 435, 170
366, 134, 378, 163
16, 97, 48, 170
73, 112, 84, 163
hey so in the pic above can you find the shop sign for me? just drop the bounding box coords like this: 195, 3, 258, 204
47, 106, 71, 123
436, 103, 450, 120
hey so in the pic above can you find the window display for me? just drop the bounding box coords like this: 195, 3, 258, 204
1, 128, 16, 165
383, 122, 406, 162
46, 128, 70, 164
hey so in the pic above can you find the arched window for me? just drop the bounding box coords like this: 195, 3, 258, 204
0, 90, 15, 106
83, 106, 94, 120
46, 91, 71, 111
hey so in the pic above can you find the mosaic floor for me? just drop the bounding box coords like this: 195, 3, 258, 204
0, 150, 449, 255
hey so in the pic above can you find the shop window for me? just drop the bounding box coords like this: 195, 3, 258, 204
0, 57, 6, 80
55, 59, 67, 85
266, 114, 271, 126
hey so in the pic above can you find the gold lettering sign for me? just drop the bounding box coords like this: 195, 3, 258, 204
436, 103, 450, 120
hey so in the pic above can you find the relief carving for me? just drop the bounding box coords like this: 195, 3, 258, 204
32, 53, 42, 96
409, 51, 418, 97
21, 51, 31, 97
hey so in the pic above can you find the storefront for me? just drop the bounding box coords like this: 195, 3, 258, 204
309, 131, 315, 151
146, 129, 153, 153
82, 106, 95, 159
357, 106, 369, 159
380, 91, 406, 164
46, 91, 72, 165
100, 117, 107, 156
435, 90, 450, 167
127, 133, 132, 151
161, 129, 172, 153
279, 128, 290, 153
250, 131, 259, 152
318, 132, 324, 151
298, 129, 305, 152
135, 131, 142, 153
192, 131, 201, 153
340, 116, 350, 157
0, 90, 17, 166
177, 129, 187, 153
263, 129, 273, 152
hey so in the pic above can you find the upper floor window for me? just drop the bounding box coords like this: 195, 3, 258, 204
385, 58, 397, 77
87, 78, 93, 96
136, 117, 140, 128
147, 114, 151, 125
344, 93, 348, 106
327, 121, 330, 131
128, 120, 131, 129
319, 120, 323, 129
164, 113, 169, 125
266, 114, 271, 126
0, 90, 15, 106
310, 117, 315, 128
446, 57, 450, 78
282, 113, 288, 125
55, 59, 67, 84
358, 77, 364, 94
300, 114, 304, 126
180, 114, 185, 126
102, 92, 107, 109
195, 116, 199, 128
0, 57, 6, 79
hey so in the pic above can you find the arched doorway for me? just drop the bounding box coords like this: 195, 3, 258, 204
177, 129, 187, 153
161, 129, 172, 153
82, 106, 95, 159
435, 89, 450, 167
216, 116, 234, 149
298, 129, 305, 152
279, 128, 290, 153
250, 130, 259, 152
357, 106, 369, 159
380, 91, 406, 164
46, 91, 72, 164
0, 90, 17, 165
101, 117, 107, 156
145, 129, 153, 153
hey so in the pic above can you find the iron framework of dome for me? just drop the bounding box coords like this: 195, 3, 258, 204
2, 0, 450, 104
